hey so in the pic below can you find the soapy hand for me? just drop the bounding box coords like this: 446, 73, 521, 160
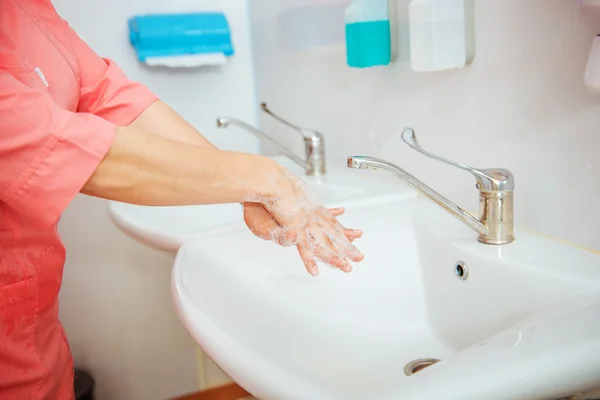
243, 166, 364, 276
243, 202, 364, 275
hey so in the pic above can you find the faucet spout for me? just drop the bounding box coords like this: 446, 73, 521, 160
217, 104, 327, 176
216, 117, 306, 169
348, 127, 514, 245
347, 156, 490, 238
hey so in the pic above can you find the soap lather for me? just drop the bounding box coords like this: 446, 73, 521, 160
128, 12, 234, 68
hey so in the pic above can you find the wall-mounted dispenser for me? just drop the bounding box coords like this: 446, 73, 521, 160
579, 0, 600, 93
585, 35, 600, 92
128, 12, 234, 68
344, 0, 397, 68
408, 0, 475, 71
279, 2, 348, 55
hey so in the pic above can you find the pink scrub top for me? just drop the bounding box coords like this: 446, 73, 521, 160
0, 1, 158, 398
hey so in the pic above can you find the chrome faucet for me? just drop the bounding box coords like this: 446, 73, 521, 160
347, 127, 515, 245
216, 103, 326, 176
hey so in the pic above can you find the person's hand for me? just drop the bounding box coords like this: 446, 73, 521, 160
243, 166, 365, 276
243, 203, 362, 244
243, 202, 364, 275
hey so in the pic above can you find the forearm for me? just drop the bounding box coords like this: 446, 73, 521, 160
82, 125, 281, 206
122, 100, 266, 207
127, 100, 216, 148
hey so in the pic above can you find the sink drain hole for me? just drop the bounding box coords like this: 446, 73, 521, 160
404, 358, 441, 376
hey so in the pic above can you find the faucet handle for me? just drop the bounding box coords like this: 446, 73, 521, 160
401, 127, 514, 192
260, 103, 324, 141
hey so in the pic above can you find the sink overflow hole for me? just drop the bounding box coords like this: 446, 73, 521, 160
455, 261, 468, 280
404, 358, 441, 376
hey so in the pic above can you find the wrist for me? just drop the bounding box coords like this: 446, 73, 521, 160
249, 156, 287, 202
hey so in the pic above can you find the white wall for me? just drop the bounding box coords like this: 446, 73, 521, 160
249, 0, 600, 252
52, 1, 258, 399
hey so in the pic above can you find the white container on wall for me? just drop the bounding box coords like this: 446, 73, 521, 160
579, 0, 600, 31
585, 35, 600, 93
408, 0, 475, 71
579, 0, 600, 93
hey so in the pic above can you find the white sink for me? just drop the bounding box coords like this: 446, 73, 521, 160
108, 155, 406, 251
171, 195, 600, 400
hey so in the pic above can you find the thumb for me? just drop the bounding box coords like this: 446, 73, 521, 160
243, 203, 298, 246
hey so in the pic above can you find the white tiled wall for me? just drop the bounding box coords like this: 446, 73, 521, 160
249, 0, 600, 252
51, 1, 258, 399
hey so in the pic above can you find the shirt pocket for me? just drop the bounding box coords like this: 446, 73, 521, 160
1, 56, 50, 93
0, 276, 38, 334
0, 276, 41, 389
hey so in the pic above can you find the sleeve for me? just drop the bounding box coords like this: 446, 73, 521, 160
60, 20, 159, 125
0, 72, 117, 226
76, 56, 159, 126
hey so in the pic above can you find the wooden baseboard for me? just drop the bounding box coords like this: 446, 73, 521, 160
170, 383, 251, 400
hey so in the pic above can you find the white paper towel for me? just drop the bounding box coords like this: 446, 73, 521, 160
144, 53, 227, 67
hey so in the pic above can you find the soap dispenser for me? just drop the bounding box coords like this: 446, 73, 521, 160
580, 0, 600, 93
344, 0, 396, 68
408, 0, 475, 71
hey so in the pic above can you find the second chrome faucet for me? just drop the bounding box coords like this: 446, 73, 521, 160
347, 127, 515, 245
216, 103, 326, 176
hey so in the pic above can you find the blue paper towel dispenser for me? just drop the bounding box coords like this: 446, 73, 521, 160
128, 12, 234, 65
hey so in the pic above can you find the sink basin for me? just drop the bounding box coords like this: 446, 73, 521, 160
108, 155, 405, 251
171, 195, 600, 400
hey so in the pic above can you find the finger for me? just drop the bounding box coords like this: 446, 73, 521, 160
319, 217, 364, 262
307, 227, 353, 272
344, 228, 363, 241
277, 226, 300, 247
313, 242, 353, 272
325, 208, 348, 227
321, 207, 355, 237
325, 208, 363, 242
297, 242, 319, 276
243, 203, 274, 240
244, 203, 299, 246
328, 207, 345, 217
